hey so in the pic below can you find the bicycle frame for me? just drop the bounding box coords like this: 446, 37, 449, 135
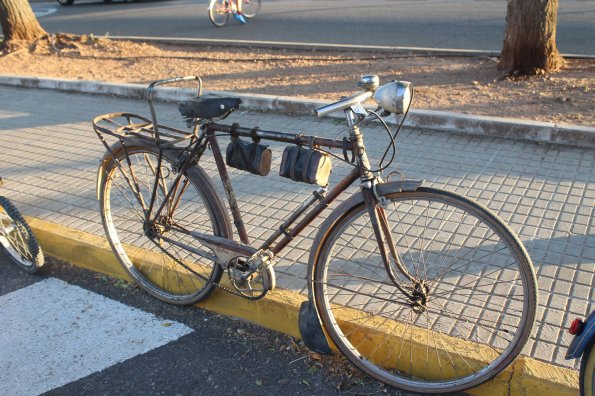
144, 118, 360, 266
132, 106, 417, 300
93, 76, 541, 389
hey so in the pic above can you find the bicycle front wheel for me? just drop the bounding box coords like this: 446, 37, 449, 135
312, 187, 537, 393
99, 144, 230, 305
209, 0, 230, 27
241, 0, 260, 18
0, 196, 44, 273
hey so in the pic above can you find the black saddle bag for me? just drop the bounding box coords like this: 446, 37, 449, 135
226, 135, 272, 176
279, 145, 332, 186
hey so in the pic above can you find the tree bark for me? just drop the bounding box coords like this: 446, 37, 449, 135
0, 0, 47, 48
499, 0, 564, 75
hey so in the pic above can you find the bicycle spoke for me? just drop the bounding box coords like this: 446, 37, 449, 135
101, 146, 224, 304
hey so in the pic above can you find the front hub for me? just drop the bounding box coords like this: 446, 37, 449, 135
410, 280, 430, 314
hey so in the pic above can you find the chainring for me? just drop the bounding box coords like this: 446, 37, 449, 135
224, 256, 276, 300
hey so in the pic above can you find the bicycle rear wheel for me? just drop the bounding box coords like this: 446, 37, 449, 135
0, 196, 44, 273
242, 0, 260, 18
209, 0, 230, 27
312, 187, 537, 393
99, 144, 230, 305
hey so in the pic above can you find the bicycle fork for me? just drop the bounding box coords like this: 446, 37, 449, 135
346, 106, 421, 305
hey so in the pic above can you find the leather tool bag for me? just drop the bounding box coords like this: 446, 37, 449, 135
279, 142, 332, 186
225, 127, 272, 176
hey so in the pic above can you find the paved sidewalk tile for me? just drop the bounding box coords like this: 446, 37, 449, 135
0, 86, 593, 370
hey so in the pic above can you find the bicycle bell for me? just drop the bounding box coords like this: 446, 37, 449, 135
358, 75, 380, 91
373, 81, 413, 114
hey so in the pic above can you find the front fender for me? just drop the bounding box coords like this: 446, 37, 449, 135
567, 311, 595, 359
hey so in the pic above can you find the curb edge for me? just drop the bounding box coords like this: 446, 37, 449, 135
1, 75, 593, 148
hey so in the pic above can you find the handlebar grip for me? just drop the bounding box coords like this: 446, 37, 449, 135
314, 91, 374, 117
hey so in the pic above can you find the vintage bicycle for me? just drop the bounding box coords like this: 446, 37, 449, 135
92, 75, 537, 393
208, 0, 261, 27
0, 177, 44, 273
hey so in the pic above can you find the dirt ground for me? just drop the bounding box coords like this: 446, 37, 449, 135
1, 34, 593, 126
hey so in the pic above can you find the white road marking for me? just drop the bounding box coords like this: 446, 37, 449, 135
0, 278, 193, 395
33, 7, 58, 18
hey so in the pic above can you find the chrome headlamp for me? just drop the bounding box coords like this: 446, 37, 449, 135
372, 81, 413, 114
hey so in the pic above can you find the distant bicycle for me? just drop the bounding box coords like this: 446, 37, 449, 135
208, 0, 261, 27
0, 177, 44, 273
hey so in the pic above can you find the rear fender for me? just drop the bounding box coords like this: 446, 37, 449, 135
95, 139, 178, 200
96, 141, 126, 200
95, 140, 233, 244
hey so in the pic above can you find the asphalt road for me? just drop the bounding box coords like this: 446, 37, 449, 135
1, 253, 435, 395
32, 0, 595, 55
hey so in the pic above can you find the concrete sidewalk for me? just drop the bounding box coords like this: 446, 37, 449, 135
1, 84, 593, 394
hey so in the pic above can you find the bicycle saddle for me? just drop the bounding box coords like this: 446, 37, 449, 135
178, 97, 242, 120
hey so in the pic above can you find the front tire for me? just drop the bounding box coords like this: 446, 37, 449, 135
0, 196, 44, 273
241, 0, 260, 18
312, 187, 537, 393
99, 144, 230, 305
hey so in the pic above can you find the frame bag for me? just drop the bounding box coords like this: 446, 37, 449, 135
225, 127, 272, 176
279, 142, 332, 186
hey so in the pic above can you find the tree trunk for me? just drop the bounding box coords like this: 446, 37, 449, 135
499, 0, 564, 75
0, 0, 47, 48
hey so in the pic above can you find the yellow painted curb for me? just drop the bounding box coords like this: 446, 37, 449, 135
27, 217, 579, 395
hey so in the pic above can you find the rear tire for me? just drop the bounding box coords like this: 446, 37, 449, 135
0, 196, 44, 273
56, 0, 75, 5
209, 0, 230, 27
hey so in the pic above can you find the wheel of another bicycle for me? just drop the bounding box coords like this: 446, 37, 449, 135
99, 144, 231, 305
209, 0, 230, 27
312, 187, 537, 393
580, 340, 595, 396
241, 0, 260, 18
0, 196, 44, 273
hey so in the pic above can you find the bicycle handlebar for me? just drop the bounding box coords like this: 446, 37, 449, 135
314, 79, 413, 118
314, 91, 374, 118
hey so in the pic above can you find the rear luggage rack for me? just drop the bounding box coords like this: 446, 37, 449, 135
92, 76, 203, 149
